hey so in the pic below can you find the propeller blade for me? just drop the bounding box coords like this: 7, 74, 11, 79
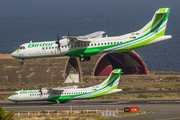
56, 33, 60, 41
68, 30, 70, 36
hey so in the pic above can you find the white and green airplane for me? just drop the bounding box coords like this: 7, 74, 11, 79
11, 8, 172, 65
8, 69, 122, 104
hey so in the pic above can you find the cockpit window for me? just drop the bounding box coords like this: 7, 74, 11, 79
13, 93, 18, 95
19, 46, 25, 49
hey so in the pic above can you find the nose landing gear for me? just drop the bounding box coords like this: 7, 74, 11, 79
19, 59, 24, 65
20, 61, 24, 65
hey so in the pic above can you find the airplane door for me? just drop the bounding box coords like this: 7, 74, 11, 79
125, 37, 130, 50
42, 47, 46, 53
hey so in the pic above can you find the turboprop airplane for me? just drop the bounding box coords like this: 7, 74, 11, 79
11, 8, 172, 65
8, 69, 122, 104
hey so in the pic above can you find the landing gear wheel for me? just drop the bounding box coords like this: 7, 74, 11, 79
85, 56, 91, 61
20, 61, 24, 65
56, 100, 59, 104
79, 56, 85, 62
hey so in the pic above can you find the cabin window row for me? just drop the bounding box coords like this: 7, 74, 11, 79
29, 92, 88, 96
63, 41, 123, 48
42, 41, 123, 50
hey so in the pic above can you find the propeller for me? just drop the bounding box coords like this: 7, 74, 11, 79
39, 88, 42, 96
55, 33, 61, 53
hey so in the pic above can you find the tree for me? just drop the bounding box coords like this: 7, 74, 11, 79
0, 106, 14, 120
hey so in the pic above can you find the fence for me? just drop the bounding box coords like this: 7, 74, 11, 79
13, 108, 125, 118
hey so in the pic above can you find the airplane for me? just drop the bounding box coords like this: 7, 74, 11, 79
8, 69, 122, 104
11, 8, 172, 65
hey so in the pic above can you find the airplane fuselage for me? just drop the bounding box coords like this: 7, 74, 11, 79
11, 8, 172, 64
8, 69, 122, 103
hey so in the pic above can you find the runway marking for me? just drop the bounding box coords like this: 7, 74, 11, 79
159, 117, 180, 120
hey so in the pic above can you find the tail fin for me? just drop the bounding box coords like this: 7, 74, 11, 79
139, 8, 170, 36
98, 69, 122, 89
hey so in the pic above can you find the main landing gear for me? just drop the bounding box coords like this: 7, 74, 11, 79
79, 56, 91, 62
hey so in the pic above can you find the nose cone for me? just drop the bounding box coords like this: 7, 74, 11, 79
11, 49, 20, 58
11, 52, 16, 57
8, 96, 12, 101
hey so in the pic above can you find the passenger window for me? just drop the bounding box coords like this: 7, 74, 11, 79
71, 45, 73, 47
91, 44, 93, 46
23, 46, 25, 49
52, 47, 54, 49
94, 44, 96, 46
84, 44, 86, 46
114, 42, 116, 44
46, 47, 48, 49
81, 44, 83, 47
108, 43, 109, 45
111, 42, 113, 45
117, 42, 119, 44
74, 45, 76, 47
78, 45, 80, 47
62, 46, 63, 48
101, 43, 103, 45
105, 43, 106, 45
120, 41, 122, 44
49, 47, 51, 49
98, 43, 100, 46
55, 46, 57, 49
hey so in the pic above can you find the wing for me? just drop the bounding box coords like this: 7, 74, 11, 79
62, 31, 105, 42
50, 85, 78, 92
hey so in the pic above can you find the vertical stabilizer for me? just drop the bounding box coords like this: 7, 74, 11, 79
98, 69, 122, 89
138, 8, 170, 36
